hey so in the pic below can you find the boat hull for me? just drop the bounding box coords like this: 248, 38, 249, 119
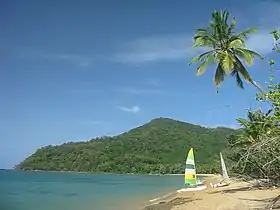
177, 185, 207, 193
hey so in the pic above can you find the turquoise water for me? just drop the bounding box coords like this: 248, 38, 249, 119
0, 170, 184, 210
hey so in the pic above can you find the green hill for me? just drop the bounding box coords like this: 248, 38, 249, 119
16, 118, 238, 174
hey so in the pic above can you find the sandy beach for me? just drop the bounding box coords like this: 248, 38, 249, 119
143, 176, 280, 210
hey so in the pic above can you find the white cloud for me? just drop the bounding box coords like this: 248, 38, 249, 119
19, 50, 92, 67
234, 1, 280, 55
110, 29, 278, 64
116, 87, 164, 95
109, 1, 280, 65
118, 105, 140, 113
110, 34, 196, 64
241, 1, 280, 28
246, 29, 278, 55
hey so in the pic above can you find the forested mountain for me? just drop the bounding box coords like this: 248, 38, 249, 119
16, 118, 238, 174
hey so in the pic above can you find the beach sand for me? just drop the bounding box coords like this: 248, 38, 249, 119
143, 176, 280, 210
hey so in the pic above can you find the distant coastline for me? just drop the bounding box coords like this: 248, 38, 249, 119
16, 118, 236, 175
13, 169, 217, 177
164, 174, 217, 176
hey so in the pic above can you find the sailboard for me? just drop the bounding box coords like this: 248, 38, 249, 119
177, 148, 207, 192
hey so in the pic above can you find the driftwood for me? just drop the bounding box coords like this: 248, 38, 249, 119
269, 194, 280, 210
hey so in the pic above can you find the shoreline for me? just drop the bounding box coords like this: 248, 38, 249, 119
163, 173, 217, 176
12, 169, 217, 177
141, 176, 280, 210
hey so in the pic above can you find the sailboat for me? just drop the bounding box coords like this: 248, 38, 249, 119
220, 153, 230, 180
210, 152, 231, 188
177, 148, 207, 192
219, 152, 231, 185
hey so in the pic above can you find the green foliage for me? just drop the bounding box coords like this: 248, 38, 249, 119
271, 29, 279, 51
190, 9, 279, 186
269, 29, 279, 71
16, 118, 237, 174
235, 109, 273, 145
189, 10, 264, 92
228, 30, 280, 185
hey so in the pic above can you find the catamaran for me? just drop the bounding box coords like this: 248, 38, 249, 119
220, 153, 230, 181
210, 152, 231, 188
177, 148, 207, 192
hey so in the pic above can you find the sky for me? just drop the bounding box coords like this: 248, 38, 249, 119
1, 0, 280, 169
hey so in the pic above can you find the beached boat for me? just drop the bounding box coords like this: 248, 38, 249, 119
177, 148, 207, 192
210, 152, 231, 188
220, 152, 230, 181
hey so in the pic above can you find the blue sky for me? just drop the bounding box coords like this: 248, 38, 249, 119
1, 0, 280, 169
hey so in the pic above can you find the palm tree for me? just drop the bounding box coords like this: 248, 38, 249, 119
236, 109, 271, 145
189, 10, 265, 92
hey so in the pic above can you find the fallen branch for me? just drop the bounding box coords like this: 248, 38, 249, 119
263, 156, 280, 168
269, 194, 280, 210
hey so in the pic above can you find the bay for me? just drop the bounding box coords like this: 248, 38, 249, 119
0, 170, 184, 210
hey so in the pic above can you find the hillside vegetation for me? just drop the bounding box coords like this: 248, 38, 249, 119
16, 118, 238, 174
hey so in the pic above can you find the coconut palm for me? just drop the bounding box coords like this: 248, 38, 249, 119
189, 10, 265, 92
236, 109, 270, 145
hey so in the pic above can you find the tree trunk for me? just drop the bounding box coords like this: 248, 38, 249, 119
250, 80, 266, 93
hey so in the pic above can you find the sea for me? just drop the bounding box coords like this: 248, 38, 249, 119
0, 170, 185, 210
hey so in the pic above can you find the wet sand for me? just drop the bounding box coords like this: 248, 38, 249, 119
142, 176, 280, 210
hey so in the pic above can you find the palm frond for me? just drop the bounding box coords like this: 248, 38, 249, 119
211, 10, 231, 48
188, 50, 216, 65
221, 51, 235, 72
235, 27, 258, 40
230, 69, 244, 89
235, 48, 264, 59
196, 56, 213, 76
227, 17, 236, 36
234, 47, 264, 66
234, 48, 254, 66
228, 39, 244, 48
214, 62, 225, 87
193, 37, 213, 48
236, 118, 250, 128
193, 28, 217, 48
195, 28, 211, 35
233, 56, 252, 83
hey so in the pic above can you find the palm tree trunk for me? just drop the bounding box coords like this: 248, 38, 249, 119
250, 80, 266, 93
251, 79, 273, 108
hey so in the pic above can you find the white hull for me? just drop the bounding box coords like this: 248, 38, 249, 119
177, 185, 207, 193
197, 179, 203, 185
210, 182, 230, 188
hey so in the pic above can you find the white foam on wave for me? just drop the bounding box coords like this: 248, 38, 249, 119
148, 191, 176, 202
148, 185, 207, 203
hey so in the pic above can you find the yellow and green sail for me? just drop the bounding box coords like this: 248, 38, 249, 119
184, 148, 197, 186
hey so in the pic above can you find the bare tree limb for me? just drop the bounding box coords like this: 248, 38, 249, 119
263, 156, 280, 168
